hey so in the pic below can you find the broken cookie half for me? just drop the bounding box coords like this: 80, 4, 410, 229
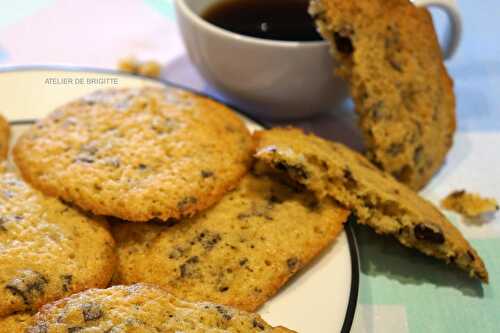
309, 0, 456, 190
253, 128, 488, 282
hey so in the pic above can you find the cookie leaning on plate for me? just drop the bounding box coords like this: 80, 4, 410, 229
0, 173, 116, 317
28, 284, 295, 332
310, 0, 456, 190
0, 313, 33, 333
254, 128, 488, 282
0, 113, 10, 159
13, 86, 253, 222
112, 173, 349, 311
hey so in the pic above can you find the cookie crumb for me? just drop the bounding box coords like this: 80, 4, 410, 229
137, 61, 162, 78
117, 57, 162, 78
117, 56, 139, 74
441, 190, 498, 218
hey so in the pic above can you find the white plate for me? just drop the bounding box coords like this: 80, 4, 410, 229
0, 67, 359, 333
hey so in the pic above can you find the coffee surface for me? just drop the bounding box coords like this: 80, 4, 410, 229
202, 0, 323, 42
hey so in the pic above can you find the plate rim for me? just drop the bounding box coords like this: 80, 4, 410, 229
1, 65, 359, 333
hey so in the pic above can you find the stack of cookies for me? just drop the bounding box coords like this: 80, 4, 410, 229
1, 87, 307, 332
0, 1, 490, 331
0, 84, 487, 332
0, 85, 342, 332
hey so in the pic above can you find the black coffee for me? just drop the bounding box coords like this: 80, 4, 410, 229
202, 0, 323, 42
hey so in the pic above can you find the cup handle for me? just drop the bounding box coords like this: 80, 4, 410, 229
412, 0, 462, 59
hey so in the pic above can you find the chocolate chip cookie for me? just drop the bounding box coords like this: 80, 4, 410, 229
310, 0, 456, 190
0, 113, 10, 160
254, 128, 488, 282
112, 173, 349, 311
0, 173, 116, 317
0, 313, 33, 333
13, 87, 253, 222
28, 284, 295, 332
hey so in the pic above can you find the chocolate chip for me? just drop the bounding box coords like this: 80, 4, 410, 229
414, 223, 445, 244
0, 217, 7, 231
138, 163, 147, 170
383, 25, 405, 72
274, 161, 309, 180
387, 143, 404, 156
252, 319, 266, 330
215, 305, 233, 320
237, 203, 273, 221
310, 9, 326, 21
467, 250, 475, 261
286, 257, 299, 271
75, 156, 95, 164
199, 231, 221, 250
82, 302, 103, 321
367, 101, 384, 120
106, 157, 121, 168
263, 146, 278, 154
80, 143, 98, 155
219, 286, 229, 292
307, 198, 320, 211
275, 161, 288, 172
201, 170, 214, 178
60, 274, 73, 293
177, 196, 197, 210
402, 86, 417, 110
62, 118, 78, 128
268, 194, 282, 204
74, 143, 100, 164
239, 258, 248, 266
237, 212, 252, 220
385, 26, 401, 49
5, 270, 48, 306
2, 190, 13, 199
394, 165, 412, 183
180, 256, 199, 278
388, 57, 403, 72
413, 146, 424, 165
333, 32, 354, 54
68, 328, 84, 333
343, 168, 357, 188
29, 323, 48, 333
168, 246, 186, 259
450, 190, 466, 198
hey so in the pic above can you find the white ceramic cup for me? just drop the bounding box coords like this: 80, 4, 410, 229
175, 0, 462, 120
